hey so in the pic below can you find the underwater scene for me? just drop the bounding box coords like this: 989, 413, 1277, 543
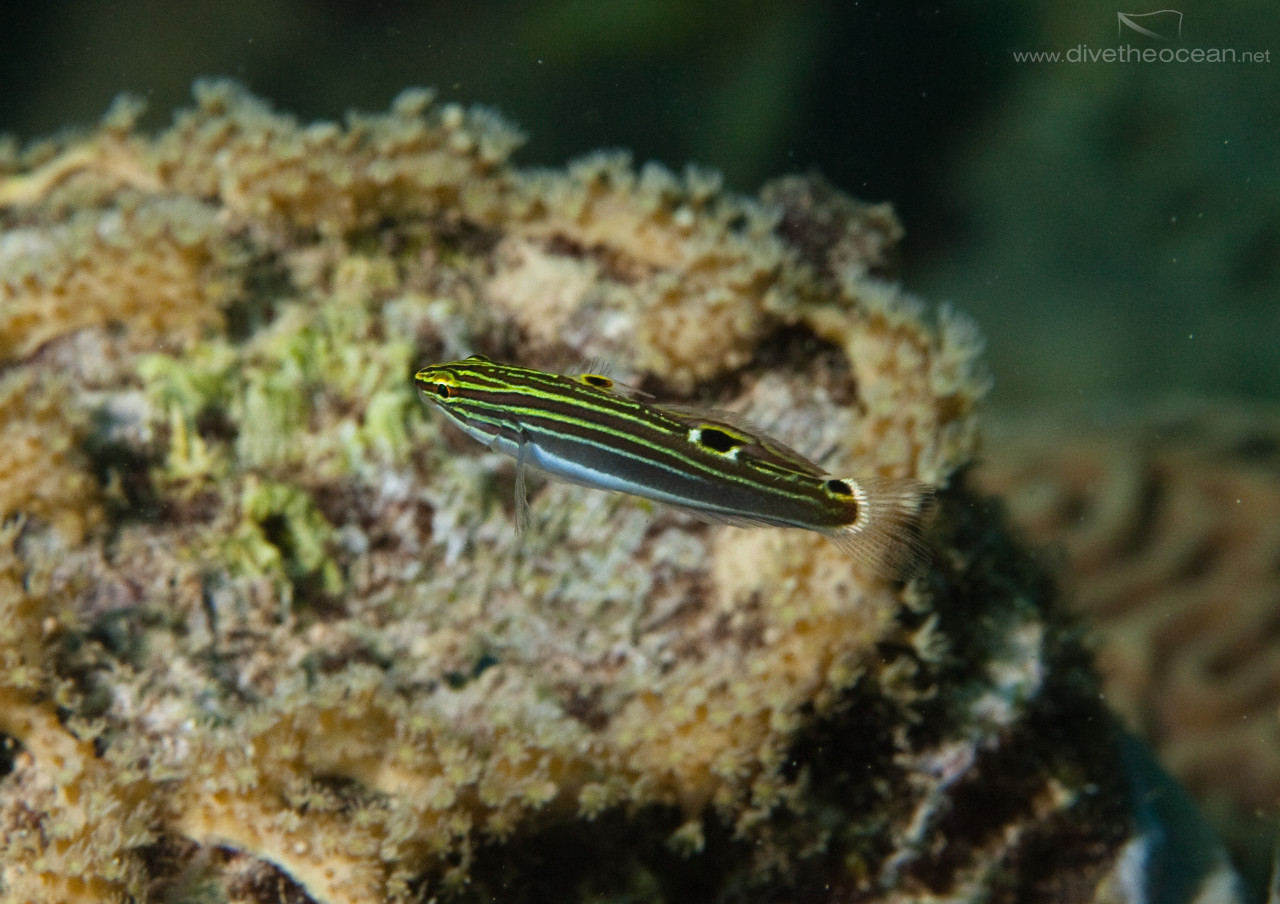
1, 4, 1276, 903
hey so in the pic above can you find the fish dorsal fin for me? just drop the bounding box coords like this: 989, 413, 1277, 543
658, 403, 827, 477
566, 360, 652, 400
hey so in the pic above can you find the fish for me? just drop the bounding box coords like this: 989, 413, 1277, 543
413, 356, 934, 577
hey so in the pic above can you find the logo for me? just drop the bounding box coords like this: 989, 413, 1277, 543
1117, 10, 1183, 41
1009, 7, 1269, 65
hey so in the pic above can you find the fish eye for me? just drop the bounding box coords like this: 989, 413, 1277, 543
416, 377, 454, 399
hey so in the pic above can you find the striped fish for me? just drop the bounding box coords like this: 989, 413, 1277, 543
414, 356, 933, 577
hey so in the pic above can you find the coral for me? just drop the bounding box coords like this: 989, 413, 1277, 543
975, 401, 1280, 880
0, 195, 232, 364
0, 520, 158, 903
0, 84, 1240, 903
0, 375, 100, 544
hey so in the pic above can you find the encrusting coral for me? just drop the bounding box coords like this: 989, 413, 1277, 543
0, 83, 1240, 902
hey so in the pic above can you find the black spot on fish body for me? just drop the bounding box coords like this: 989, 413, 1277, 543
825, 478, 854, 497
696, 426, 746, 455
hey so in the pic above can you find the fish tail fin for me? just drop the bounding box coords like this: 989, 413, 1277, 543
823, 476, 936, 579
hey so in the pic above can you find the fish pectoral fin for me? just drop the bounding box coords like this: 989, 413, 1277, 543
513, 428, 533, 535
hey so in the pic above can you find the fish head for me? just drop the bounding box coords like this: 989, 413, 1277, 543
413, 355, 506, 442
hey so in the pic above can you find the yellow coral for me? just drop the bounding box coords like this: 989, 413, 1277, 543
152, 82, 522, 237
0, 376, 100, 543
0, 199, 230, 364
0, 523, 156, 904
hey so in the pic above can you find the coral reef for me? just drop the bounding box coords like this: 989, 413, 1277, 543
0, 83, 1239, 902
975, 401, 1280, 883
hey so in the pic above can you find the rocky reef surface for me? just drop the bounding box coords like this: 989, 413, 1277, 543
0, 84, 1240, 903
